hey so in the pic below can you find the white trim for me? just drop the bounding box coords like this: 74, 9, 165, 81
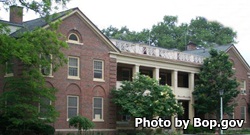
93, 97, 104, 121
67, 95, 79, 119
66, 40, 84, 45
68, 56, 80, 79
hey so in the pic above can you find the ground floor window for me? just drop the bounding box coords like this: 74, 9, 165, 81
93, 97, 103, 121
67, 95, 79, 119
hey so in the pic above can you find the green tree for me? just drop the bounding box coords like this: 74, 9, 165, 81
102, 16, 237, 51
111, 74, 183, 119
1, 0, 70, 17
188, 17, 236, 47
192, 49, 239, 121
0, 1, 69, 134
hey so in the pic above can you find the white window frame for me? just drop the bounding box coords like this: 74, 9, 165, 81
241, 106, 246, 123
4, 61, 14, 77
40, 54, 53, 77
67, 33, 83, 45
67, 95, 79, 120
93, 97, 104, 121
68, 56, 80, 80
93, 60, 104, 82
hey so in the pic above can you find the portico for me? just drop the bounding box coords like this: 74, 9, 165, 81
112, 39, 202, 127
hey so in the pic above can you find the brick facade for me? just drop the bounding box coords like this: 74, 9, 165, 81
45, 13, 118, 130
227, 48, 250, 128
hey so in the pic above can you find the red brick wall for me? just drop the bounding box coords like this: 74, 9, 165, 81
227, 48, 250, 128
45, 13, 117, 130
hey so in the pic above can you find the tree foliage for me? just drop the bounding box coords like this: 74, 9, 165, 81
0, 2, 69, 134
102, 16, 237, 50
192, 49, 239, 120
111, 74, 183, 119
1, 0, 70, 17
0, 21, 68, 134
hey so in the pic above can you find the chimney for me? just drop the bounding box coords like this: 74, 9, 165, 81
186, 42, 197, 51
10, 5, 23, 24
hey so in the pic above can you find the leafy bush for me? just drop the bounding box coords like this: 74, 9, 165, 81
184, 124, 214, 134
31, 123, 55, 135
69, 115, 94, 134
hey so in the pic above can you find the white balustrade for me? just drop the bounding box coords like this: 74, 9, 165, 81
113, 40, 204, 64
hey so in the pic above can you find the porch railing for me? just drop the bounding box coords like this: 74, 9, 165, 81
112, 39, 204, 64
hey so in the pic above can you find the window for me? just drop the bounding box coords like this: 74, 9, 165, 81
122, 115, 131, 121
93, 60, 104, 81
93, 97, 103, 121
40, 54, 52, 76
39, 97, 51, 118
5, 60, 14, 77
68, 33, 79, 42
178, 72, 189, 88
140, 69, 153, 78
241, 106, 246, 123
121, 68, 131, 81
67, 96, 79, 119
228, 112, 234, 120
229, 59, 235, 70
68, 57, 80, 79
239, 80, 246, 95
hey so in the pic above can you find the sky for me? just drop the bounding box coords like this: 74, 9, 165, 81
1, 0, 250, 65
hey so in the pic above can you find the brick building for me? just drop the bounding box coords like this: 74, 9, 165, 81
0, 6, 250, 132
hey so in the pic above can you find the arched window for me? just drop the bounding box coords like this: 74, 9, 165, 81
68, 33, 79, 43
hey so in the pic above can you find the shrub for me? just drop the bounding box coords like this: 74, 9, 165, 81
184, 124, 214, 134
69, 115, 94, 134
30, 123, 55, 135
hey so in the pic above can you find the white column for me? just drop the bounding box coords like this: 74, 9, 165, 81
172, 70, 178, 94
188, 72, 195, 124
133, 64, 140, 78
171, 70, 178, 131
153, 67, 160, 81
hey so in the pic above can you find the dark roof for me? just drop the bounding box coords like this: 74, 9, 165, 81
10, 7, 78, 37
0, 20, 23, 27
183, 44, 233, 57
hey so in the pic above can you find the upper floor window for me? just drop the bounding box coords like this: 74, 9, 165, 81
5, 60, 14, 77
68, 56, 80, 79
40, 54, 52, 76
239, 80, 246, 95
67, 31, 83, 45
178, 71, 189, 88
68, 33, 79, 42
121, 68, 131, 81
93, 60, 104, 81
229, 59, 235, 70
